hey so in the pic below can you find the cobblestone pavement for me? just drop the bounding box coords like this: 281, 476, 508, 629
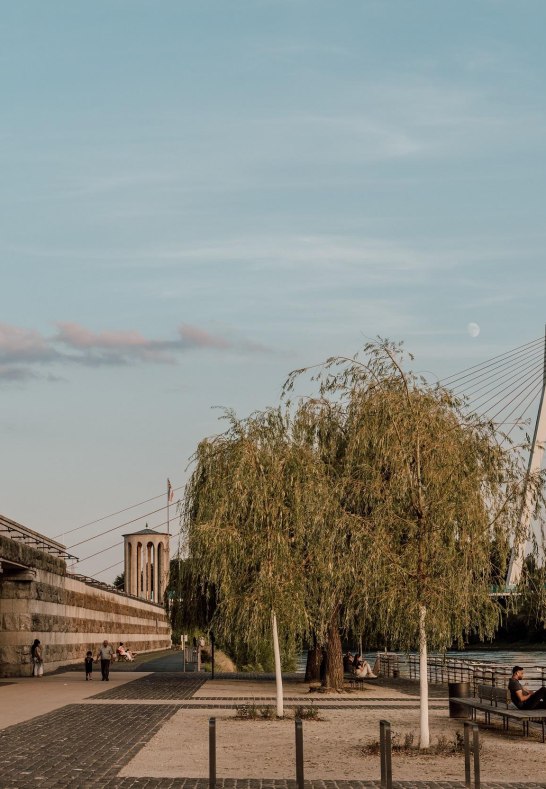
92, 674, 206, 700
0, 703, 178, 788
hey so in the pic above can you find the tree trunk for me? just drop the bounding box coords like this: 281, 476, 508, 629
305, 634, 322, 682
322, 613, 344, 691
419, 605, 430, 748
271, 609, 284, 718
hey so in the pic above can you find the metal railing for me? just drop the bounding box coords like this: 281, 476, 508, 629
405, 654, 546, 694
0, 514, 77, 561
376, 652, 404, 677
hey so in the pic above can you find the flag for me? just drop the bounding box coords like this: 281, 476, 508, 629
167, 478, 174, 503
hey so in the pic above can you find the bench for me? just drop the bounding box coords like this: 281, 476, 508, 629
451, 684, 546, 742
343, 672, 364, 689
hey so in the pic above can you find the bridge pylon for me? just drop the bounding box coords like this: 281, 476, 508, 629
506, 325, 546, 587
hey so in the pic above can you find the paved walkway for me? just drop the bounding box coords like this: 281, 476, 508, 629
1, 668, 545, 788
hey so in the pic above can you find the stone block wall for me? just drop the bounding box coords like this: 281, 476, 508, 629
0, 536, 171, 676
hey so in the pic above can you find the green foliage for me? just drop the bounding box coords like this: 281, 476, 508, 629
113, 571, 125, 590
166, 556, 218, 633
284, 339, 544, 652
222, 631, 299, 673
182, 338, 542, 673
361, 730, 467, 756
183, 407, 337, 649
235, 703, 259, 719
293, 703, 319, 720
515, 551, 546, 633
235, 703, 277, 720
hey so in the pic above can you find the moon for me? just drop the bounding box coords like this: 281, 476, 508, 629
467, 322, 480, 338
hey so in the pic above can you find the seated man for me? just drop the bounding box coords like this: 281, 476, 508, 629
343, 651, 354, 673
353, 653, 377, 679
508, 665, 546, 710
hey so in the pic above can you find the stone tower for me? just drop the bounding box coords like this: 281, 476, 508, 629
122, 527, 169, 603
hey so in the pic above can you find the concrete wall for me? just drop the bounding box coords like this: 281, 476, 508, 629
0, 534, 171, 676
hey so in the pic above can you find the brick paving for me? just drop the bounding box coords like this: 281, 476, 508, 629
0, 703, 178, 788
92, 674, 206, 700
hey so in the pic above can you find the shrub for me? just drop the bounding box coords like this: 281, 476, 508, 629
235, 704, 259, 719
293, 704, 319, 720
361, 731, 467, 756
259, 705, 276, 719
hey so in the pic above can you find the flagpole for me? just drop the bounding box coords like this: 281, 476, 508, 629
167, 478, 174, 535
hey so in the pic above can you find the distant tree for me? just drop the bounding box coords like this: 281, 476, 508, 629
113, 571, 125, 590
166, 556, 218, 633
515, 550, 546, 634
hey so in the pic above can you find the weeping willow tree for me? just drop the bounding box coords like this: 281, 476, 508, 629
285, 339, 541, 747
515, 541, 546, 637
166, 556, 218, 638
182, 407, 342, 713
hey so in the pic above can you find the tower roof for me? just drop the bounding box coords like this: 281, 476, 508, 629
122, 527, 169, 537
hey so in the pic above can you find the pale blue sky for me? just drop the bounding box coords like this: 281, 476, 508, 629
2, 1, 546, 579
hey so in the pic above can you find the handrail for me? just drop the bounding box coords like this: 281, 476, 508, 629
387, 652, 546, 692
0, 514, 78, 561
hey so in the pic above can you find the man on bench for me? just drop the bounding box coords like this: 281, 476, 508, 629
509, 665, 546, 710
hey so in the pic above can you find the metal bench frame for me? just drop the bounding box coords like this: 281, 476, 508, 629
452, 684, 546, 742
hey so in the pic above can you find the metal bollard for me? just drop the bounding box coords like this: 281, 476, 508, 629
209, 717, 216, 789
464, 721, 480, 789
473, 723, 480, 789
295, 719, 304, 789
379, 719, 392, 789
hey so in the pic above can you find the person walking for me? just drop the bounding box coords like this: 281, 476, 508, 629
97, 639, 115, 681
84, 650, 95, 680
31, 639, 43, 677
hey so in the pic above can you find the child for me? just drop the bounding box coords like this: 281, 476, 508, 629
85, 650, 94, 680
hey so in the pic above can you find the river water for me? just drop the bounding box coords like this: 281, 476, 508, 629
298, 648, 546, 686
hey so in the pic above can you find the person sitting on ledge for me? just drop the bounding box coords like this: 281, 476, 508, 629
353, 653, 377, 679
509, 665, 546, 709
343, 651, 354, 672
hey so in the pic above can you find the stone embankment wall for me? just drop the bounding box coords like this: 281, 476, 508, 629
0, 534, 171, 676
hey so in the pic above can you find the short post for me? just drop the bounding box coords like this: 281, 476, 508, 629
379, 719, 392, 789
464, 722, 471, 787
464, 721, 480, 789
295, 719, 304, 789
210, 631, 215, 680
209, 717, 216, 789
473, 724, 480, 789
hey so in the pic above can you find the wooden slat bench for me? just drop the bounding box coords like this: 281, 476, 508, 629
344, 672, 365, 689
451, 684, 546, 742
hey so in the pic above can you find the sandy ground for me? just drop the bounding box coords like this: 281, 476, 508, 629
120, 693, 546, 783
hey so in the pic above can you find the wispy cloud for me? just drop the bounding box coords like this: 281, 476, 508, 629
0, 320, 259, 385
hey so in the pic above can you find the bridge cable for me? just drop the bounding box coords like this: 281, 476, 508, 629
67, 503, 180, 550
53, 484, 184, 540
439, 336, 543, 387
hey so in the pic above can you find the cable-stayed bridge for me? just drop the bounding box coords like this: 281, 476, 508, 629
439, 332, 546, 591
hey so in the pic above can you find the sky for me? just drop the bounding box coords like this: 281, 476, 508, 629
2, 0, 546, 581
